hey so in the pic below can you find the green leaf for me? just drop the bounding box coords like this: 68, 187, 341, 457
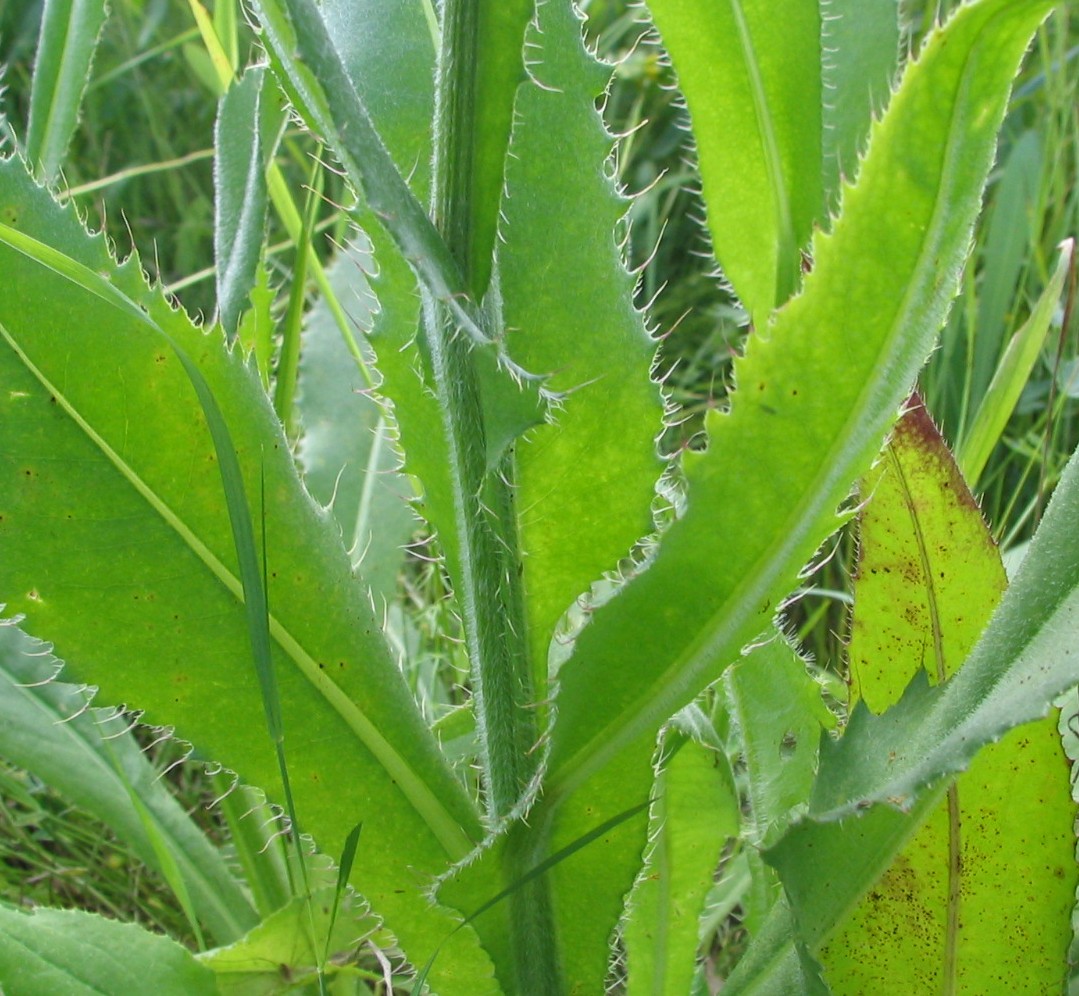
623, 733, 740, 996
959, 235, 1073, 484
0, 159, 498, 995
808, 429, 1079, 825
0, 903, 218, 995
498, 0, 662, 699
968, 126, 1045, 408
25, 0, 108, 181
249, 0, 501, 365
295, 245, 417, 606
512, 6, 1054, 988
200, 887, 377, 993
820, 398, 1075, 991
0, 623, 257, 945
643, 0, 821, 321
322, 0, 435, 201
548, 0, 1055, 815
725, 638, 834, 848
214, 67, 270, 339
820, 0, 901, 210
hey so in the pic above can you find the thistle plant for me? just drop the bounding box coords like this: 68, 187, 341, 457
0, 0, 1077, 993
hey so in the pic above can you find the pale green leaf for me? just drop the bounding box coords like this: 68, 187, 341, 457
726, 638, 834, 848
498, 0, 662, 700
822, 398, 1075, 991
295, 243, 417, 605
249, 0, 504, 368
200, 888, 377, 993
214, 67, 270, 339
808, 432, 1079, 824
322, 0, 435, 201
25, 0, 107, 181
624, 734, 740, 996
643, 0, 821, 321
0, 623, 257, 945
0, 159, 498, 995
0, 904, 218, 995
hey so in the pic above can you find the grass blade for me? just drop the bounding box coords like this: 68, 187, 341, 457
25, 0, 108, 181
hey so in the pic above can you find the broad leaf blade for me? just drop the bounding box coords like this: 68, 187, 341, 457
809, 435, 1079, 823
249, 0, 501, 367
0, 623, 257, 945
548, 0, 1055, 811
25, 0, 107, 181
0, 904, 218, 995
498, 0, 662, 700
322, 0, 435, 201
726, 638, 834, 849
0, 160, 497, 994
821, 399, 1075, 991
643, 0, 821, 321
214, 67, 270, 339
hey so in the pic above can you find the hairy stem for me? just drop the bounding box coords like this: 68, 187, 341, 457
429, 0, 534, 822
429, 0, 562, 989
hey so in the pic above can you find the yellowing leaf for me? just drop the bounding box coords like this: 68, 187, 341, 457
824, 396, 1076, 993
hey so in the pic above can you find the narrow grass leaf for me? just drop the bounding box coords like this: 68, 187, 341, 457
0, 904, 217, 995
959, 236, 1074, 484
0, 160, 498, 994
969, 126, 1045, 408
25, 0, 108, 181
214, 66, 270, 338
643, 0, 821, 321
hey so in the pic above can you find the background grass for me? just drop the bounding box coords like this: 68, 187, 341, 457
0, 0, 1076, 983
